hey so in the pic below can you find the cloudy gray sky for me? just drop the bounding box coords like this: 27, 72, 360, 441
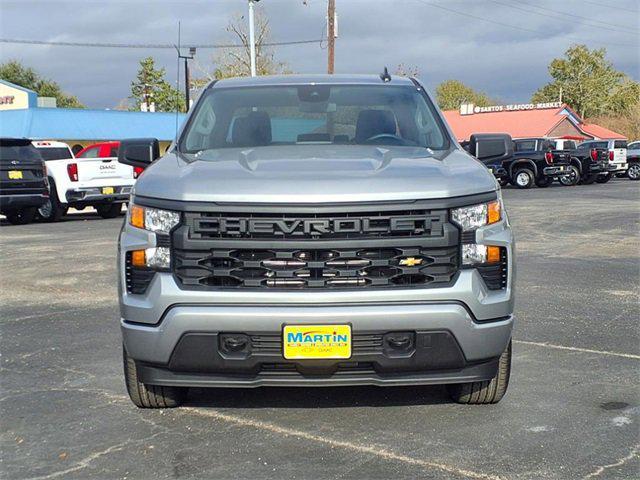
0, 0, 638, 109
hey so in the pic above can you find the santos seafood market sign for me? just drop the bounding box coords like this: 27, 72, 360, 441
459, 102, 562, 115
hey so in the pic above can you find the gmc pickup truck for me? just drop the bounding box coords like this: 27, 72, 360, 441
32, 140, 137, 221
117, 74, 515, 408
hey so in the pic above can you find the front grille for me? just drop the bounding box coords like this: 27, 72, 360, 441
174, 246, 458, 289
250, 333, 384, 354
172, 206, 460, 290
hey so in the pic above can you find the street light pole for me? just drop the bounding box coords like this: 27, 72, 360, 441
248, 0, 258, 76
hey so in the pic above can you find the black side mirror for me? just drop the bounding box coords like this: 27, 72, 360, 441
118, 138, 160, 168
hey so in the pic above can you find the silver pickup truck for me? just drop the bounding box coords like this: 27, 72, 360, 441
117, 74, 515, 408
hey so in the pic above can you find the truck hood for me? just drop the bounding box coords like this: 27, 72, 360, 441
133, 145, 497, 203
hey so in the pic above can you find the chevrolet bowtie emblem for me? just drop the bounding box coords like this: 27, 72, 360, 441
399, 257, 423, 267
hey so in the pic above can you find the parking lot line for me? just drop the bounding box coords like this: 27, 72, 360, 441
513, 340, 640, 360
181, 407, 503, 480
583, 444, 640, 479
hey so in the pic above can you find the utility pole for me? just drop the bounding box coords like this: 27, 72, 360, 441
175, 46, 196, 111
327, 0, 336, 74
248, 0, 260, 76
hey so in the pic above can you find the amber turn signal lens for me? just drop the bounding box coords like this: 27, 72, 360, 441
130, 205, 145, 229
487, 246, 501, 264
487, 200, 501, 225
131, 250, 146, 267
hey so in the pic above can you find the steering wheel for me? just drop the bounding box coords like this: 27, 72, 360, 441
362, 133, 407, 146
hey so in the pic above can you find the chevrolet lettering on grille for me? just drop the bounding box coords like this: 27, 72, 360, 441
192, 214, 445, 237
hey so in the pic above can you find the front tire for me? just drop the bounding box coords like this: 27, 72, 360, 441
627, 163, 640, 181
96, 203, 122, 219
123, 347, 187, 408
512, 169, 534, 189
447, 340, 511, 404
596, 172, 612, 184
5, 207, 37, 225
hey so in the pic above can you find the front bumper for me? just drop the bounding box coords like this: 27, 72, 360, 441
0, 193, 48, 210
66, 185, 132, 204
123, 304, 513, 387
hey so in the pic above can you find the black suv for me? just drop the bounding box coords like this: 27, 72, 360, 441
0, 138, 49, 225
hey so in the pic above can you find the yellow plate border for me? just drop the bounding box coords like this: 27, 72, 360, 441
282, 323, 352, 360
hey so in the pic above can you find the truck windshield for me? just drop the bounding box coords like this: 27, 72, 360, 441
180, 84, 449, 154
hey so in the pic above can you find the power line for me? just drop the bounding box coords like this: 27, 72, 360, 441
581, 0, 639, 14
490, 0, 637, 35
412, 0, 637, 48
0, 38, 322, 49
517, 0, 638, 33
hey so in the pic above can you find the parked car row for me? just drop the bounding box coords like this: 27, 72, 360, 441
1, 138, 140, 225
464, 134, 636, 188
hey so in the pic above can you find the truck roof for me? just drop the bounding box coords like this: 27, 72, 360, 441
209, 74, 416, 89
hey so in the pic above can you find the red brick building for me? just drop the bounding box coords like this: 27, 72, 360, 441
443, 102, 625, 141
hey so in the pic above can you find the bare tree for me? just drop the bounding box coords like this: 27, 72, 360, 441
207, 9, 290, 79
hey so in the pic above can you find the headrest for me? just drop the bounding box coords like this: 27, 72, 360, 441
232, 111, 272, 147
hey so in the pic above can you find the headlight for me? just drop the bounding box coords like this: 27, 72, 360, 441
451, 199, 501, 231
129, 204, 180, 233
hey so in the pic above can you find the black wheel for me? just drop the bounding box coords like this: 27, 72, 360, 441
535, 176, 552, 188
447, 340, 511, 404
96, 203, 122, 219
37, 179, 66, 222
512, 169, 534, 189
4, 207, 37, 225
559, 165, 580, 186
497, 177, 509, 187
595, 173, 612, 184
582, 174, 597, 185
123, 346, 186, 408
627, 163, 640, 181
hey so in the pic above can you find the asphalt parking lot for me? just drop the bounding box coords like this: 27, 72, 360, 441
1, 179, 639, 480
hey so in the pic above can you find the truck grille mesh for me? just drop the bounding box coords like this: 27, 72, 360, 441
173, 246, 458, 289
172, 207, 460, 290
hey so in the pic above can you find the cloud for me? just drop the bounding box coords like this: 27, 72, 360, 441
0, 0, 637, 108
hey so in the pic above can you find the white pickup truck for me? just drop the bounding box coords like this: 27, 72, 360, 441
32, 141, 137, 221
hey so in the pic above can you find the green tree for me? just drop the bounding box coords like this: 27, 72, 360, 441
130, 57, 185, 112
435, 80, 493, 110
0, 60, 84, 108
531, 44, 640, 119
